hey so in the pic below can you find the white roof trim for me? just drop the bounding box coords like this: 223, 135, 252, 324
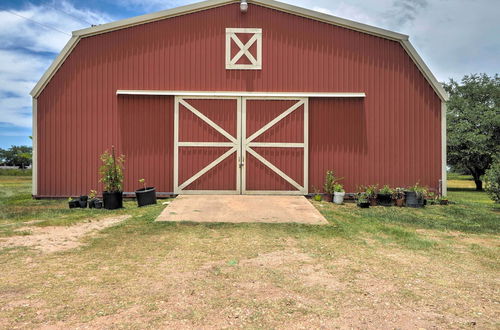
31, 0, 448, 101
117, 90, 366, 98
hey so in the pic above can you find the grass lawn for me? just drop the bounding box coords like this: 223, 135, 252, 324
0, 176, 498, 328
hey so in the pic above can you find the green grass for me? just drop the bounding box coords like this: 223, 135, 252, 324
0, 168, 32, 176
0, 176, 498, 328
447, 172, 473, 180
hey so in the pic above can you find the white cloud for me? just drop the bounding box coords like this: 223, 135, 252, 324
0, 1, 113, 129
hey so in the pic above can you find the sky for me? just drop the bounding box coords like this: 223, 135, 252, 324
0, 0, 498, 149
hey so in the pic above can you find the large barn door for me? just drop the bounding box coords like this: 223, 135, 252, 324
174, 97, 241, 194
242, 98, 308, 195
174, 97, 308, 195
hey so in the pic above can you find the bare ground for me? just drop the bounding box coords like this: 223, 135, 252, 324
0, 215, 131, 253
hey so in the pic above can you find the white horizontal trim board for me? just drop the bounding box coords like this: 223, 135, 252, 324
248, 142, 304, 148
117, 90, 366, 98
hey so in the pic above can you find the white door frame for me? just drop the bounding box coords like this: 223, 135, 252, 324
174, 96, 241, 195
173, 96, 309, 195
242, 97, 308, 195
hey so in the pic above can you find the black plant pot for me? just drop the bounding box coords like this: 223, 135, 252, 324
79, 195, 88, 202
135, 187, 157, 207
357, 202, 370, 208
88, 199, 96, 209
94, 200, 103, 209
103, 191, 123, 210
377, 193, 393, 207
405, 191, 425, 208
68, 200, 80, 209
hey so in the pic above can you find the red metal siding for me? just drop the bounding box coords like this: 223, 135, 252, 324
36, 3, 442, 196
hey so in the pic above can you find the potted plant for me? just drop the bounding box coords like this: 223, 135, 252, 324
78, 195, 88, 208
405, 183, 427, 208
426, 191, 437, 205
356, 192, 370, 208
94, 199, 103, 209
438, 196, 449, 205
88, 190, 97, 208
312, 186, 322, 202
99, 147, 125, 210
68, 197, 79, 209
364, 185, 378, 206
333, 183, 345, 204
392, 187, 405, 207
135, 178, 157, 207
323, 170, 336, 202
377, 185, 394, 206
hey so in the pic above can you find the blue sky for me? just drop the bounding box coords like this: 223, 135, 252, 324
0, 0, 499, 149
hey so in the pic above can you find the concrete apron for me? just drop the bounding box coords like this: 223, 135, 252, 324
156, 195, 328, 225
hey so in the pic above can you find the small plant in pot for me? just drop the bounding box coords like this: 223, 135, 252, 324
356, 192, 370, 208
135, 178, 157, 207
405, 183, 427, 208
437, 196, 449, 205
78, 195, 88, 208
377, 185, 394, 206
426, 191, 438, 205
312, 186, 322, 202
392, 187, 405, 207
333, 183, 345, 205
68, 197, 79, 209
99, 147, 125, 210
88, 190, 98, 208
363, 185, 378, 206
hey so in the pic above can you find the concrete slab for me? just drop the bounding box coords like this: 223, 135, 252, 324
156, 195, 328, 225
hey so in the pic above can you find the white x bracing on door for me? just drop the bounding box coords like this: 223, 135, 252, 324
174, 97, 308, 195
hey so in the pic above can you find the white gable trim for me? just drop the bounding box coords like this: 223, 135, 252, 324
30, 0, 448, 101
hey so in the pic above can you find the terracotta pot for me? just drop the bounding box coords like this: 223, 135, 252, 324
395, 198, 405, 207
322, 193, 333, 202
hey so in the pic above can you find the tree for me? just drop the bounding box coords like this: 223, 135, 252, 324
0, 148, 6, 165
485, 155, 500, 203
444, 73, 500, 191
1, 145, 33, 168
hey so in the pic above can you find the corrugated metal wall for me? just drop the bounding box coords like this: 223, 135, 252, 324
36, 3, 442, 196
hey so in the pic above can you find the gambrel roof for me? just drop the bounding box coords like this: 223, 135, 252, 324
30, 0, 448, 100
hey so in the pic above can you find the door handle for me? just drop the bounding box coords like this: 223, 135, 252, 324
239, 156, 245, 168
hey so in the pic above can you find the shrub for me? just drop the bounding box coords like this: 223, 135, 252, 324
99, 147, 125, 193
485, 156, 500, 203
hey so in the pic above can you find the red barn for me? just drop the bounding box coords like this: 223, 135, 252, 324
30, 0, 448, 198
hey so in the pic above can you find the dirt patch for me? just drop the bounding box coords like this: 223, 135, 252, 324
0, 215, 130, 253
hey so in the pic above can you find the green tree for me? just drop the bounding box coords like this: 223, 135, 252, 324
2, 145, 33, 168
0, 148, 6, 165
485, 155, 500, 203
444, 73, 500, 191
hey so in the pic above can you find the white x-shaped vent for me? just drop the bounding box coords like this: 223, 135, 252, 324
226, 28, 262, 70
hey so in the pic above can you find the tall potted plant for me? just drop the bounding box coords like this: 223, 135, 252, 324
323, 170, 336, 202
135, 178, 157, 207
99, 147, 125, 210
